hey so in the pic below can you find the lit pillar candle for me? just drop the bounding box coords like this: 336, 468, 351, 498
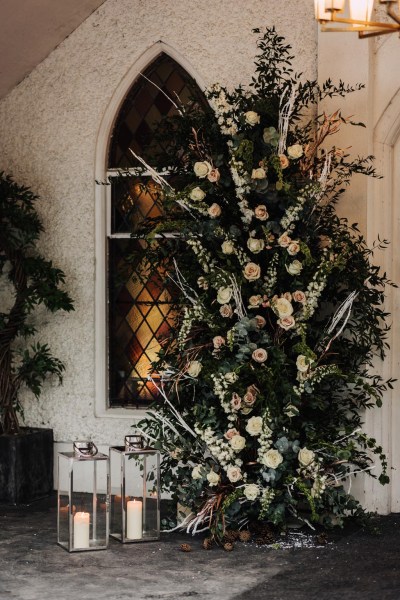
73, 512, 90, 548
126, 499, 143, 539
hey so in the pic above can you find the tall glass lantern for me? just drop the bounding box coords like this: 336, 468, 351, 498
109, 435, 160, 543
57, 442, 109, 552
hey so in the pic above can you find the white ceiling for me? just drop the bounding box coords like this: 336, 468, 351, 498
0, 0, 106, 99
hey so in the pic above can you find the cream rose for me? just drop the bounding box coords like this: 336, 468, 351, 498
231, 393, 242, 410
224, 428, 239, 440
220, 304, 233, 318
230, 434, 246, 451
208, 203, 222, 218
225, 372, 238, 384
217, 286, 233, 304
286, 260, 303, 276
221, 240, 235, 254
255, 315, 266, 329
187, 360, 202, 377
279, 154, 289, 169
194, 161, 212, 178
274, 297, 293, 318
213, 335, 225, 349
244, 483, 259, 501
245, 416, 263, 436
283, 292, 292, 302
252, 348, 268, 363
207, 470, 220, 487
192, 465, 203, 480
262, 448, 283, 469
278, 315, 296, 330
245, 110, 260, 126
298, 447, 315, 467
226, 465, 242, 483
287, 241, 301, 256
278, 232, 291, 247
292, 290, 306, 303
296, 354, 311, 373
254, 205, 269, 221
287, 144, 303, 159
190, 186, 206, 202
207, 168, 220, 183
247, 237, 265, 254
251, 167, 267, 180
243, 262, 261, 281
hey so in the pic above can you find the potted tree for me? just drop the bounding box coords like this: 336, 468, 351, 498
0, 172, 74, 503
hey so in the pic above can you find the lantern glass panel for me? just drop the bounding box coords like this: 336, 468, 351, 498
109, 446, 160, 543
57, 451, 109, 552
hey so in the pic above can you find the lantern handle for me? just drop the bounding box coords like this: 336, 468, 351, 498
73, 441, 98, 457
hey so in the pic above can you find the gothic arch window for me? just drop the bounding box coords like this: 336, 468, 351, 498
106, 53, 206, 408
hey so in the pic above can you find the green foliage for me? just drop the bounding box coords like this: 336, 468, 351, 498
132, 28, 395, 539
0, 172, 74, 434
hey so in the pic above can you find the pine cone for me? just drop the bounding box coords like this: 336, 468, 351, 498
180, 543, 192, 552
202, 537, 213, 550
316, 532, 328, 545
223, 542, 234, 552
255, 531, 275, 546
238, 530, 251, 543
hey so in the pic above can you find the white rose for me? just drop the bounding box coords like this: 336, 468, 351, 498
254, 205, 269, 221
208, 203, 222, 218
187, 360, 202, 377
225, 372, 238, 384
213, 335, 225, 349
243, 483, 259, 501
287, 241, 300, 256
274, 297, 293, 318
286, 260, 303, 276
230, 435, 246, 451
298, 447, 315, 467
292, 290, 306, 303
226, 465, 242, 483
252, 348, 268, 363
207, 470, 220, 487
243, 262, 261, 281
262, 449, 283, 469
244, 110, 260, 126
245, 416, 263, 436
287, 144, 303, 159
296, 355, 312, 373
247, 238, 265, 254
220, 304, 233, 318
278, 233, 291, 247
221, 240, 235, 254
192, 465, 203, 480
251, 167, 266, 180
194, 161, 212, 178
217, 286, 233, 304
190, 186, 206, 201
277, 315, 296, 330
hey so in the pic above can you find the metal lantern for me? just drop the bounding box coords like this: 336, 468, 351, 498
57, 441, 109, 552
109, 435, 160, 543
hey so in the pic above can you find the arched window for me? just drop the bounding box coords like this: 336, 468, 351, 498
106, 53, 206, 408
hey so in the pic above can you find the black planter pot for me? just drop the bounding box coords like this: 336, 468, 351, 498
0, 427, 53, 505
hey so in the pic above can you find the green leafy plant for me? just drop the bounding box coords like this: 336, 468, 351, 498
130, 28, 395, 540
0, 172, 74, 435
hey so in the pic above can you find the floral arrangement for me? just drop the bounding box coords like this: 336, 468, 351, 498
134, 28, 394, 541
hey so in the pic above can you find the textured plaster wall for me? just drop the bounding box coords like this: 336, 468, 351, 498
0, 0, 317, 445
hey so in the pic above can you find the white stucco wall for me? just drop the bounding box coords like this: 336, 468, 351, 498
0, 0, 317, 445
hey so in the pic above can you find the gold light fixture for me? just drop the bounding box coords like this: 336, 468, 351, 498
315, 0, 400, 37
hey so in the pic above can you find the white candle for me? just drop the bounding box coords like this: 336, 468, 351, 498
73, 512, 90, 549
126, 499, 143, 539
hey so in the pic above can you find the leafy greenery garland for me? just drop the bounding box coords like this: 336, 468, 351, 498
132, 28, 394, 539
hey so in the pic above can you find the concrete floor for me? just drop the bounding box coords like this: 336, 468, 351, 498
0, 497, 399, 600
